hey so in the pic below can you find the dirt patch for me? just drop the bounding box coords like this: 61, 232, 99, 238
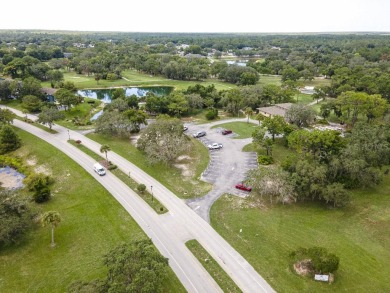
25, 156, 51, 175
177, 155, 191, 161
173, 163, 194, 177
173, 155, 195, 178
293, 259, 312, 276
130, 134, 140, 146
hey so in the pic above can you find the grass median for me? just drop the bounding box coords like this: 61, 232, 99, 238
186, 239, 242, 293
68, 140, 168, 214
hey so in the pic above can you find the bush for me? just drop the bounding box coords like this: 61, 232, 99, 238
137, 184, 146, 193
24, 174, 53, 192
290, 246, 340, 275
33, 187, 51, 203
106, 73, 118, 80
258, 155, 274, 165
205, 108, 218, 120
107, 164, 117, 170
0, 125, 21, 154
316, 118, 329, 125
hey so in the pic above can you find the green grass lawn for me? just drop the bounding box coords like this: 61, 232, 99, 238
258, 74, 282, 86
0, 128, 185, 292
295, 93, 315, 104
46, 69, 237, 92
86, 133, 211, 199
55, 98, 102, 130
243, 138, 293, 164
210, 175, 390, 293
303, 77, 331, 88
211, 121, 259, 139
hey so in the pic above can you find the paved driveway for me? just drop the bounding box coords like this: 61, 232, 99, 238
185, 119, 259, 222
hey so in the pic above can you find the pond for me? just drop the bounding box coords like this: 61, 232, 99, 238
78, 86, 174, 103
226, 60, 248, 67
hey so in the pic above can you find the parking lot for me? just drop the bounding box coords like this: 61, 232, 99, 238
184, 121, 259, 222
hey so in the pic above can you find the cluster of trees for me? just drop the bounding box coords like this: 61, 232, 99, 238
320, 91, 388, 126
0, 109, 20, 154
68, 240, 169, 293
249, 120, 390, 207
143, 83, 295, 119
137, 116, 191, 165
3, 31, 390, 91
95, 88, 148, 136
2, 31, 390, 96
0, 189, 36, 246
0, 76, 80, 115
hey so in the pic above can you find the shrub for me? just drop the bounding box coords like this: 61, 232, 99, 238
316, 119, 329, 125
205, 108, 218, 120
107, 164, 117, 170
106, 73, 118, 80
290, 246, 340, 275
24, 174, 53, 192
33, 187, 51, 203
137, 184, 146, 193
258, 155, 274, 165
0, 125, 21, 154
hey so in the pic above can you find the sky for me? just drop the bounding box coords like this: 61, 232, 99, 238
1, 0, 390, 33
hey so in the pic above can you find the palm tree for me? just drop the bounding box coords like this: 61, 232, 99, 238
100, 145, 111, 164
255, 113, 266, 125
244, 107, 254, 123
41, 211, 61, 247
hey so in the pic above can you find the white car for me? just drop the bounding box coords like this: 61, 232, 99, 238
208, 142, 223, 150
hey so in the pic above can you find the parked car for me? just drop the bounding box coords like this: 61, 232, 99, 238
193, 131, 206, 138
222, 129, 232, 135
235, 183, 252, 191
208, 142, 223, 150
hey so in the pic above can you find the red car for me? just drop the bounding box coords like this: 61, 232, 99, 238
222, 129, 232, 135
235, 183, 252, 192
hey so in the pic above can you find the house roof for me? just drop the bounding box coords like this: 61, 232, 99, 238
41, 87, 57, 95
257, 103, 293, 117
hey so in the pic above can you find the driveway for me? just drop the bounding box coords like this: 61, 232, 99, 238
185, 118, 259, 222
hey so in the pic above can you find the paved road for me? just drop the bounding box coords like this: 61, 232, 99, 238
7, 108, 275, 293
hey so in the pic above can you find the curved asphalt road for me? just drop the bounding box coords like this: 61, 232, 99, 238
6, 107, 275, 293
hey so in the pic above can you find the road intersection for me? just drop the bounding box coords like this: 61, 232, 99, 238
7, 107, 275, 293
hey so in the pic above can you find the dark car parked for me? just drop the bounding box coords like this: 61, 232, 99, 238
235, 183, 252, 192
222, 129, 232, 135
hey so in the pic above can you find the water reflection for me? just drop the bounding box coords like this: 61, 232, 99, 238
78, 86, 173, 103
